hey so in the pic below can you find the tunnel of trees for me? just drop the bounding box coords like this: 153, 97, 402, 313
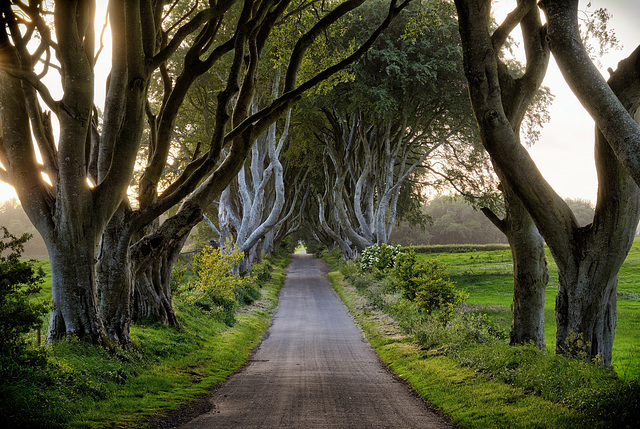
1, 0, 639, 367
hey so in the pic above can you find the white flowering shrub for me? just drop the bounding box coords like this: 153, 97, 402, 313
358, 243, 402, 273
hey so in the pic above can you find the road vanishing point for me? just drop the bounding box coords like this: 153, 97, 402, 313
179, 253, 456, 428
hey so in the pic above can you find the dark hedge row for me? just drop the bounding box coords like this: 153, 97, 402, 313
410, 244, 511, 254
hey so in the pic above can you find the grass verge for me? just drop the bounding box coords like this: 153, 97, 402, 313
1, 257, 287, 428
326, 257, 639, 428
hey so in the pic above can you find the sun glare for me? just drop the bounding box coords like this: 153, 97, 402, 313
0, 181, 17, 202
0, 3, 112, 204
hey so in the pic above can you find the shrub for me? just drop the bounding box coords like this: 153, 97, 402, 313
169, 260, 188, 294
413, 259, 467, 310
304, 239, 326, 256
358, 244, 401, 273
178, 239, 256, 324
391, 248, 467, 324
0, 227, 48, 357
251, 260, 273, 286
390, 248, 419, 296
276, 236, 297, 258
342, 260, 379, 290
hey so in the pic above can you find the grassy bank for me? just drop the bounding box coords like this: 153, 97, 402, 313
325, 250, 640, 428
429, 240, 640, 380
2, 257, 287, 428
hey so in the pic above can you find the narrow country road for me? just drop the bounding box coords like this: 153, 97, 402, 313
179, 254, 455, 428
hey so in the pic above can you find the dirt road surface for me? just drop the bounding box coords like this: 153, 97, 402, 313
179, 254, 456, 428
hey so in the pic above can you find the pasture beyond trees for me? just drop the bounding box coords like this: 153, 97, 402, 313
334, 241, 640, 380
455, 0, 640, 365
436, 244, 640, 379
330, 250, 640, 428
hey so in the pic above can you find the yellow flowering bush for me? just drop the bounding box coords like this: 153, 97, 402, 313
179, 239, 256, 324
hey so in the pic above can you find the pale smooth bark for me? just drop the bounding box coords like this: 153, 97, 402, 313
130, 0, 411, 282
217, 105, 290, 269
316, 111, 454, 257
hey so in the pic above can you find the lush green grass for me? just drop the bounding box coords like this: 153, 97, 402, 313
420, 241, 640, 380
327, 244, 640, 428
3, 257, 288, 428
327, 267, 613, 429
22, 259, 52, 346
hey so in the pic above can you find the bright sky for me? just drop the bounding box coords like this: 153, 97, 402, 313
1, 1, 639, 204
493, 0, 640, 204
0, 2, 111, 202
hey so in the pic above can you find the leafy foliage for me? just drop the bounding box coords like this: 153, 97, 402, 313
391, 196, 597, 246
169, 260, 188, 294
287, 0, 497, 248
303, 238, 327, 256
178, 239, 257, 325
578, 4, 621, 63
0, 227, 48, 356
358, 244, 402, 273
250, 260, 273, 285
0, 227, 52, 426
391, 248, 467, 324
411, 244, 511, 253
564, 198, 595, 227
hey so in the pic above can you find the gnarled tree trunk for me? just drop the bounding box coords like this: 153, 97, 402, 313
97, 205, 134, 345
46, 218, 108, 344
130, 205, 204, 325
553, 126, 640, 364
455, 0, 640, 365
484, 184, 548, 349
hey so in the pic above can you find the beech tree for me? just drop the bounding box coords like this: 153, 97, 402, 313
216, 140, 309, 265
301, 0, 480, 257
467, 2, 551, 349
124, 1, 410, 342
0, 0, 153, 345
314, 109, 463, 256
215, 78, 296, 269
455, 0, 640, 364
0, 0, 410, 345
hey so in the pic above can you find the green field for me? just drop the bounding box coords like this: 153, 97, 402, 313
421, 240, 640, 380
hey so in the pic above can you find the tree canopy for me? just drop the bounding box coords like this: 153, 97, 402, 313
0, 0, 411, 345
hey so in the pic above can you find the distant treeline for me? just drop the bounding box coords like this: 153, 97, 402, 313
390, 196, 596, 246
0, 199, 48, 259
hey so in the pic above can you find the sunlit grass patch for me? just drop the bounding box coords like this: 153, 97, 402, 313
417, 240, 640, 381
68, 266, 285, 427
329, 269, 610, 429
